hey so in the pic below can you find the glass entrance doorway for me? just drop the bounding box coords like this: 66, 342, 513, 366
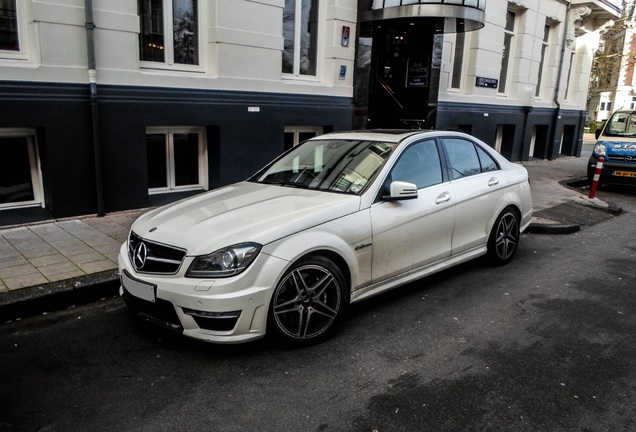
356, 19, 439, 130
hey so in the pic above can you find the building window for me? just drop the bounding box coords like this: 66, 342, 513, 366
498, 10, 516, 94
146, 127, 208, 194
630, 97, 636, 109
0, 129, 44, 209
535, 24, 551, 97
283, 0, 319, 76
138, 0, 199, 66
284, 126, 323, 150
0, 0, 18, 51
450, 21, 466, 90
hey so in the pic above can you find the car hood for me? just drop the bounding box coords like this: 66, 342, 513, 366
131, 182, 361, 256
598, 140, 636, 159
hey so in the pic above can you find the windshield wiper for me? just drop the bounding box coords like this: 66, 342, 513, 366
261, 179, 309, 189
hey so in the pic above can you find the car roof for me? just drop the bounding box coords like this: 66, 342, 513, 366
311, 129, 433, 143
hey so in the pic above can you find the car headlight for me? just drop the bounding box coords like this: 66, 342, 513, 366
593, 143, 606, 156
186, 242, 262, 278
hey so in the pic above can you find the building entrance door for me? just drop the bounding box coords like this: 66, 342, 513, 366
363, 20, 438, 130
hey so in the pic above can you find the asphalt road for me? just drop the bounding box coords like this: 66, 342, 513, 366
1, 190, 635, 432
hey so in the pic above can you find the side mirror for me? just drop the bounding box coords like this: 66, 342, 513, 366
383, 181, 418, 201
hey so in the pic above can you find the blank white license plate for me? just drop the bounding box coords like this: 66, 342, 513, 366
122, 270, 156, 303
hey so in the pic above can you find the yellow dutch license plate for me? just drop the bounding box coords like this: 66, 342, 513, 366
613, 171, 636, 178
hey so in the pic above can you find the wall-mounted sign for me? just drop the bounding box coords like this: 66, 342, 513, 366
406, 55, 429, 88
476, 77, 498, 89
339, 65, 347, 80
341, 26, 350, 47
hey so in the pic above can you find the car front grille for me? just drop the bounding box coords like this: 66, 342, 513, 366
128, 231, 187, 275
607, 155, 636, 162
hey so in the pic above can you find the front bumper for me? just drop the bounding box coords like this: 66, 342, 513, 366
587, 155, 636, 186
117, 243, 289, 344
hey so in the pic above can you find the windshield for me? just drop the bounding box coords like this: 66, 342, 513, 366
251, 139, 397, 195
603, 111, 636, 138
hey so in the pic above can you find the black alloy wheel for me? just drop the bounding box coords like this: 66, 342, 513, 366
269, 256, 348, 346
487, 206, 520, 266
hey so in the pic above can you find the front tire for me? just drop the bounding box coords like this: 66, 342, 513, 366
486, 207, 520, 266
269, 256, 348, 346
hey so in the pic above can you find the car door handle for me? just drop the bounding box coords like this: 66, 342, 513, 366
488, 177, 499, 187
435, 192, 451, 204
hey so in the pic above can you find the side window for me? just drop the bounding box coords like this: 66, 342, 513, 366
476, 145, 499, 173
442, 138, 482, 178
390, 140, 442, 189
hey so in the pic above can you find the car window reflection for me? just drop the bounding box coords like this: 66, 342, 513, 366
253, 140, 396, 195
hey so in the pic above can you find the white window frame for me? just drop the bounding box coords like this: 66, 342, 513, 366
564, 51, 575, 101
284, 126, 323, 147
498, 9, 517, 95
0, 0, 30, 61
495, 125, 503, 153
282, 0, 322, 80
138, 0, 204, 72
146, 127, 208, 195
535, 23, 552, 99
0, 128, 44, 210
450, 32, 466, 90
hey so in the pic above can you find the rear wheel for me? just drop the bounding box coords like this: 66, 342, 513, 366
486, 207, 520, 266
269, 256, 348, 346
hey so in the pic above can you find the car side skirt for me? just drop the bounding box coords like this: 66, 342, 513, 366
350, 245, 487, 303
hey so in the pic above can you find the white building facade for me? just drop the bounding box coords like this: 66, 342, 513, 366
0, 0, 621, 222
354, 0, 620, 161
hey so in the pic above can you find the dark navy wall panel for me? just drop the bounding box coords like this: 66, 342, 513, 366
437, 101, 585, 161
97, 85, 354, 212
1, 81, 354, 221
0, 82, 95, 219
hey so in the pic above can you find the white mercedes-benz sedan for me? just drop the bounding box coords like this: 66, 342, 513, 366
118, 130, 532, 346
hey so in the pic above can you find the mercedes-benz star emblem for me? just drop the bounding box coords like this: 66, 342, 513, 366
133, 242, 148, 270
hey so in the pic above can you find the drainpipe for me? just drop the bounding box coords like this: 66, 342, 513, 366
549, 1, 571, 160
85, 0, 105, 216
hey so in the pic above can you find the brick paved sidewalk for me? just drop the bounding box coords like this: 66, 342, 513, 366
0, 210, 144, 293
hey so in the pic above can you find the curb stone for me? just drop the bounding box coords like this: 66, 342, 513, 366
526, 199, 623, 235
0, 269, 121, 323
